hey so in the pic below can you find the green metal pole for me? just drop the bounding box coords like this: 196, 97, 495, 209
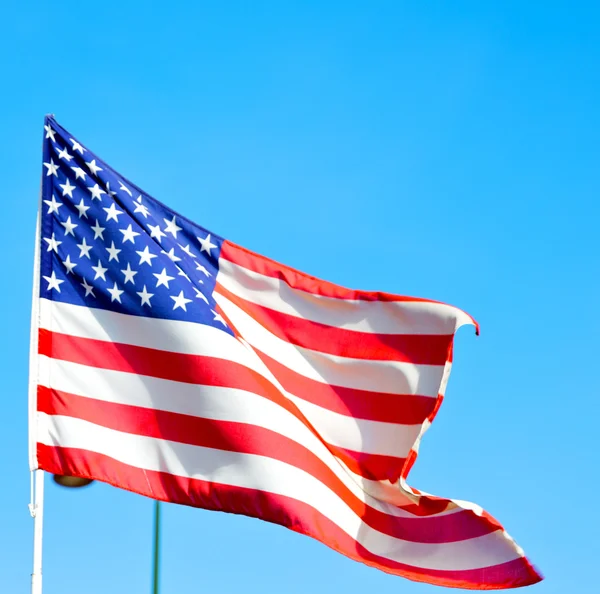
152, 501, 161, 594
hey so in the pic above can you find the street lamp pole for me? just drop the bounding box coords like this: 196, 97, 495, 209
152, 501, 161, 594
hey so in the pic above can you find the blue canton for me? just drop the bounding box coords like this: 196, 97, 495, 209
39, 115, 233, 335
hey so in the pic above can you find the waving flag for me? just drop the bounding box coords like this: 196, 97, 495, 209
30, 116, 541, 589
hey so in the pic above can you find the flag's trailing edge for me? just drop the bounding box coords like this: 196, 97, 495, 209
30, 115, 541, 589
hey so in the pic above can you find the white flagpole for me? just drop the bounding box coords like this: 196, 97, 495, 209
29, 120, 45, 593
29, 205, 44, 594
30, 470, 45, 594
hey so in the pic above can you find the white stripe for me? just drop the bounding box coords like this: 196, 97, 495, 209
286, 394, 420, 458
217, 259, 475, 335
349, 470, 457, 514
216, 293, 446, 396
38, 355, 417, 516
39, 297, 262, 369
38, 413, 523, 571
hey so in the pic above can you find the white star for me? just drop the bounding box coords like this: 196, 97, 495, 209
107, 282, 124, 303
43, 159, 59, 177
164, 247, 181, 263
89, 183, 106, 201
171, 290, 192, 311
106, 182, 117, 197
44, 195, 62, 215
148, 224, 166, 242
103, 203, 123, 222
70, 138, 84, 154
137, 285, 153, 307
43, 271, 63, 292
76, 237, 92, 259
211, 310, 227, 326
86, 159, 103, 175
136, 246, 157, 266
197, 233, 217, 255
56, 146, 73, 162
119, 181, 133, 197
119, 224, 140, 244
121, 263, 138, 285
178, 270, 190, 281
91, 260, 108, 281
179, 243, 196, 258
44, 125, 56, 141
195, 262, 211, 277
134, 196, 149, 218
81, 278, 95, 297
75, 198, 90, 219
105, 241, 122, 262
43, 233, 61, 253
163, 216, 182, 238
60, 216, 78, 237
62, 254, 77, 274
71, 166, 87, 180
91, 219, 105, 239
59, 178, 76, 198
153, 267, 175, 288
194, 287, 209, 304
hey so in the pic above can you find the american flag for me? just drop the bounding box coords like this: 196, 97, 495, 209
31, 116, 541, 589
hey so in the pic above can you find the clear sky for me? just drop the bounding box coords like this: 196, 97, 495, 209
2, 1, 598, 593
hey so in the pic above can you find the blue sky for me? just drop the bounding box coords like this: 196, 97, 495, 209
2, 1, 598, 592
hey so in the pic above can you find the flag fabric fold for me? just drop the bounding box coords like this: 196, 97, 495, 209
30, 116, 541, 589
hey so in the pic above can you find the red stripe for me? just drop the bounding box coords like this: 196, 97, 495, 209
39, 329, 409, 482
221, 241, 480, 334
38, 385, 501, 544
329, 446, 408, 484
254, 347, 438, 425
401, 449, 418, 480
37, 444, 541, 589
38, 328, 292, 406
215, 282, 454, 364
